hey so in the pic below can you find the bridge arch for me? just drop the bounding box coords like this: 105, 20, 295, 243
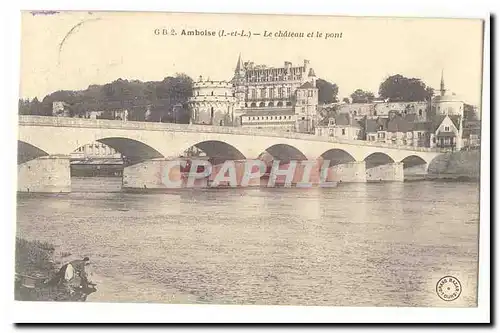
319, 149, 356, 167
75, 137, 164, 164
262, 144, 308, 162
18, 141, 49, 164
364, 152, 395, 169
400, 155, 428, 169
183, 140, 247, 164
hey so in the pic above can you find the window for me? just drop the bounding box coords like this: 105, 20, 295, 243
251, 90, 257, 99
301, 117, 305, 120
278, 87, 283, 98
279, 116, 282, 120
269, 88, 274, 99
286, 87, 291, 97
289, 116, 292, 119
308, 90, 313, 97
342, 129, 346, 135
261, 88, 266, 99
378, 132, 385, 139
419, 109, 423, 116
445, 126, 450, 131
211, 91, 214, 96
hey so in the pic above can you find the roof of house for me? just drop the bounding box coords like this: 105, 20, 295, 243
413, 121, 431, 131
298, 81, 315, 89
387, 114, 413, 133
318, 113, 361, 128
431, 114, 461, 132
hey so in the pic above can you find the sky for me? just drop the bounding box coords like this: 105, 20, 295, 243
19, 11, 484, 105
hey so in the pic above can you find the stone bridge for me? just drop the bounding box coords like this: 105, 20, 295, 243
18, 116, 446, 192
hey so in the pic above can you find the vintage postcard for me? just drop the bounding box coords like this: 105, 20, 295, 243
14, 9, 486, 320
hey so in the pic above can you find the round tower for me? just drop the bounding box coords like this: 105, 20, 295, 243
188, 80, 237, 126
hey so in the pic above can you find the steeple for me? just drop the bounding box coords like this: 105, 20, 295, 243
440, 69, 446, 96
235, 53, 243, 74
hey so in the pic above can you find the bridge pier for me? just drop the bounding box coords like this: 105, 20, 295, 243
404, 163, 429, 180
122, 158, 210, 190
326, 161, 367, 183
18, 155, 71, 193
366, 162, 404, 182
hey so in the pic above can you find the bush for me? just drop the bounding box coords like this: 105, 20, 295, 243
14, 237, 76, 301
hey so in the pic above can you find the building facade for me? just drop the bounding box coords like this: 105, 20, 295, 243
188, 55, 319, 133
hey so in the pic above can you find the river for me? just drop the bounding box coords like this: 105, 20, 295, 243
16, 177, 480, 307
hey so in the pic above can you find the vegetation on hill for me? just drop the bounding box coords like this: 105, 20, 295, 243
378, 74, 434, 102
19, 73, 194, 123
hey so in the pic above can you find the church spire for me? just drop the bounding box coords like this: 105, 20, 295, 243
235, 53, 243, 73
440, 69, 446, 96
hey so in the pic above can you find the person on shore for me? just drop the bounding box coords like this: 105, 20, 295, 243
47, 257, 92, 297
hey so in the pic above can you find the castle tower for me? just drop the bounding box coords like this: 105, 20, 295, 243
294, 81, 319, 133
188, 80, 237, 126
231, 54, 247, 123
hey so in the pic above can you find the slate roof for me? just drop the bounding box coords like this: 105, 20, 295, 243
359, 117, 384, 133
298, 81, 315, 89
318, 113, 360, 127
430, 114, 461, 132
387, 114, 413, 133
412, 121, 432, 131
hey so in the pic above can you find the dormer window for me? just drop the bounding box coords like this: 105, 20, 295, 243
328, 118, 335, 126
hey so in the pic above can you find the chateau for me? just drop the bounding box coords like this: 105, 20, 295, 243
188, 55, 319, 133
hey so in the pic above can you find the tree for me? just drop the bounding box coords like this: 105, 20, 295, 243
350, 89, 375, 103
378, 74, 431, 102
31, 73, 194, 123
342, 97, 350, 104
316, 78, 339, 104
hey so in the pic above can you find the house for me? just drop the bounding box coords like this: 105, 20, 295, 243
429, 114, 462, 150
315, 113, 362, 140
360, 112, 431, 148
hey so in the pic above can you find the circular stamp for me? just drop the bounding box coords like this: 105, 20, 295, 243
436, 276, 462, 301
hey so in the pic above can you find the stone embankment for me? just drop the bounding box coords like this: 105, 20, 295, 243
427, 150, 481, 181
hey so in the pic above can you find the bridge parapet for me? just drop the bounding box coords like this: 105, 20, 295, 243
19, 116, 447, 153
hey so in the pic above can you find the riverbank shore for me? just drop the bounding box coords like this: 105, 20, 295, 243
15, 237, 66, 301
